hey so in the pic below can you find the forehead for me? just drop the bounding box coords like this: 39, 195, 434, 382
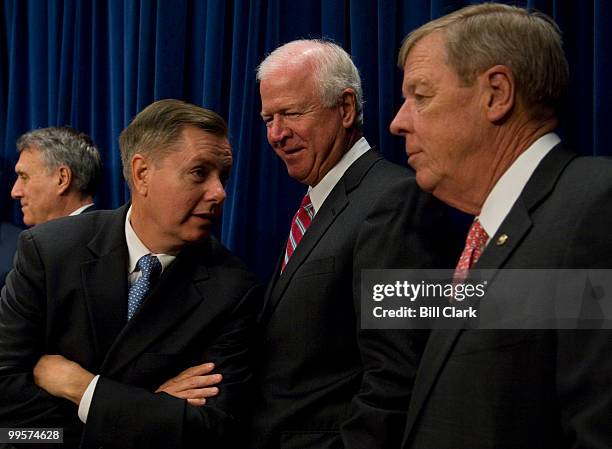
259, 62, 319, 110
171, 126, 232, 164
15, 147, 46, 171
402, 33, 456, 86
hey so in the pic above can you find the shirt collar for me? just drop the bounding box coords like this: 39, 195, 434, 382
125, 206, 176, 275
69, 203, 94, 216
308, 137, 370, 213
478, 132, 561, 241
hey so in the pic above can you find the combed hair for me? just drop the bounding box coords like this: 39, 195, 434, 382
16, 126, 101, 196
256, 39, 364, 127
119, 99, 228, 188
398, 3, 569, 116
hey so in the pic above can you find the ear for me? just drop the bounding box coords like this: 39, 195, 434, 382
481, 65, 515, 123
57, 166, 72, 195
339, 88, 358, 129
131, 154, 150, 196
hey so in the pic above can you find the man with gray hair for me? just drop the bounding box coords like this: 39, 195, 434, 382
390, 4, 612, 448
11, 126, 101, 226
0, 99, 259, 448
250, 39, 456, 449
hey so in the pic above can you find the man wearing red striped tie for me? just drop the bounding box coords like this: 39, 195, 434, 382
390, 4, 612, 449
249, 39, 458, 449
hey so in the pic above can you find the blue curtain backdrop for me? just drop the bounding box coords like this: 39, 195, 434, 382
1, 0, 610, 280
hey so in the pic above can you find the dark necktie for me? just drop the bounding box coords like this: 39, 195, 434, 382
281, 194, 314, 273
128, 254, 162, 320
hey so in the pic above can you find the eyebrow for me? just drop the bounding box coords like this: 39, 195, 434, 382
406, 76, 432, 89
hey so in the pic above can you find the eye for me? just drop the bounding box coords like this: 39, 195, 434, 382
191, 167, 208, 180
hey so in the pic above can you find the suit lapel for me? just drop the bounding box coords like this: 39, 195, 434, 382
261, 150, 383, 324
80, 205, 130, 367
404, 144, 578, 440
262, 188, 349, 323
476, 143, 576, 271
100, 243, 210, 376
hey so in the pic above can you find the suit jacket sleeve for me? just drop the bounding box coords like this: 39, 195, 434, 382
341, 178, 458, 449
0, 231, 82, 436
81, 283, 261, 449
556, 172, 612, 449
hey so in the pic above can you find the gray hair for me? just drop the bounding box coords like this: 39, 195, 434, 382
398, 3, 569, 117
16, 126, 101, 196
119, 99, 228, 189
256, 39, 364, 127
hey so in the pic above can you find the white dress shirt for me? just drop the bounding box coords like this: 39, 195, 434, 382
308, 137, 371, 214
478, 132, 561, 245
69, 203, 94, 216
78, 206, 175, 422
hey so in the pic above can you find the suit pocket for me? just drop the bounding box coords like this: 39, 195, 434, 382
279, 431, 343, 449
294, 257, 335, 279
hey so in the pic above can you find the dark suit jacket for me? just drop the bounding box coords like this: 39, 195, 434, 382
249, 150, 460, 449
0, 205, 93, 289
0, 221, 22, 287
0, 205, 260, 449
402, 144, 612, 449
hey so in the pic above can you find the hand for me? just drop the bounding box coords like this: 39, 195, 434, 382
155, 362, 222, 406
33, 354, 95, 405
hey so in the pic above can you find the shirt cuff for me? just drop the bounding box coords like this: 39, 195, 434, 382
77, 374, 100, 423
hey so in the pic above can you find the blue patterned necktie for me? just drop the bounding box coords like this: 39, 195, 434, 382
127, 254, 162, 320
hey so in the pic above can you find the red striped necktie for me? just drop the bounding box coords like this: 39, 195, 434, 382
281, 194, 314, 273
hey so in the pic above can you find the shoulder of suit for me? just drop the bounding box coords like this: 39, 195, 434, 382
560, 155, 612, 189
192, 236, 259, 284
349, 153, 418, 194
25, 208, 120, 249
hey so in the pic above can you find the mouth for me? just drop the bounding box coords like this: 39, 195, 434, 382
193, 212, 217, 221
280, 147, 304, 156
406, 149, 421, 164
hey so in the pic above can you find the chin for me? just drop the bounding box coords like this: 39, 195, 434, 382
186, 229, 211, 243
415, 174, 437, 193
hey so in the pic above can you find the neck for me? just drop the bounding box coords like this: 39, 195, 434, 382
130, 201, 181, 255
52, 195, 93, 219
438, 116, 557, 215
309, 129, 363, 187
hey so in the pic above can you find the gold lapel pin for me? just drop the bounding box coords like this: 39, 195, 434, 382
496, 233, 508, 246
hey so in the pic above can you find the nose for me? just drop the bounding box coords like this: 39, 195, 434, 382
267, 115, 292, 146
206, 175, 227, 205
11, 178, 23, 199
390, 100, 412, 136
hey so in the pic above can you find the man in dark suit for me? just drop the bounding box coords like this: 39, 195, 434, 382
0, 99, 259, 448
249, 39, 457, 449
390, 4, 612, 448
1, 127, 99, 289
11, 126, 101, 226
0, 220, 22, 286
